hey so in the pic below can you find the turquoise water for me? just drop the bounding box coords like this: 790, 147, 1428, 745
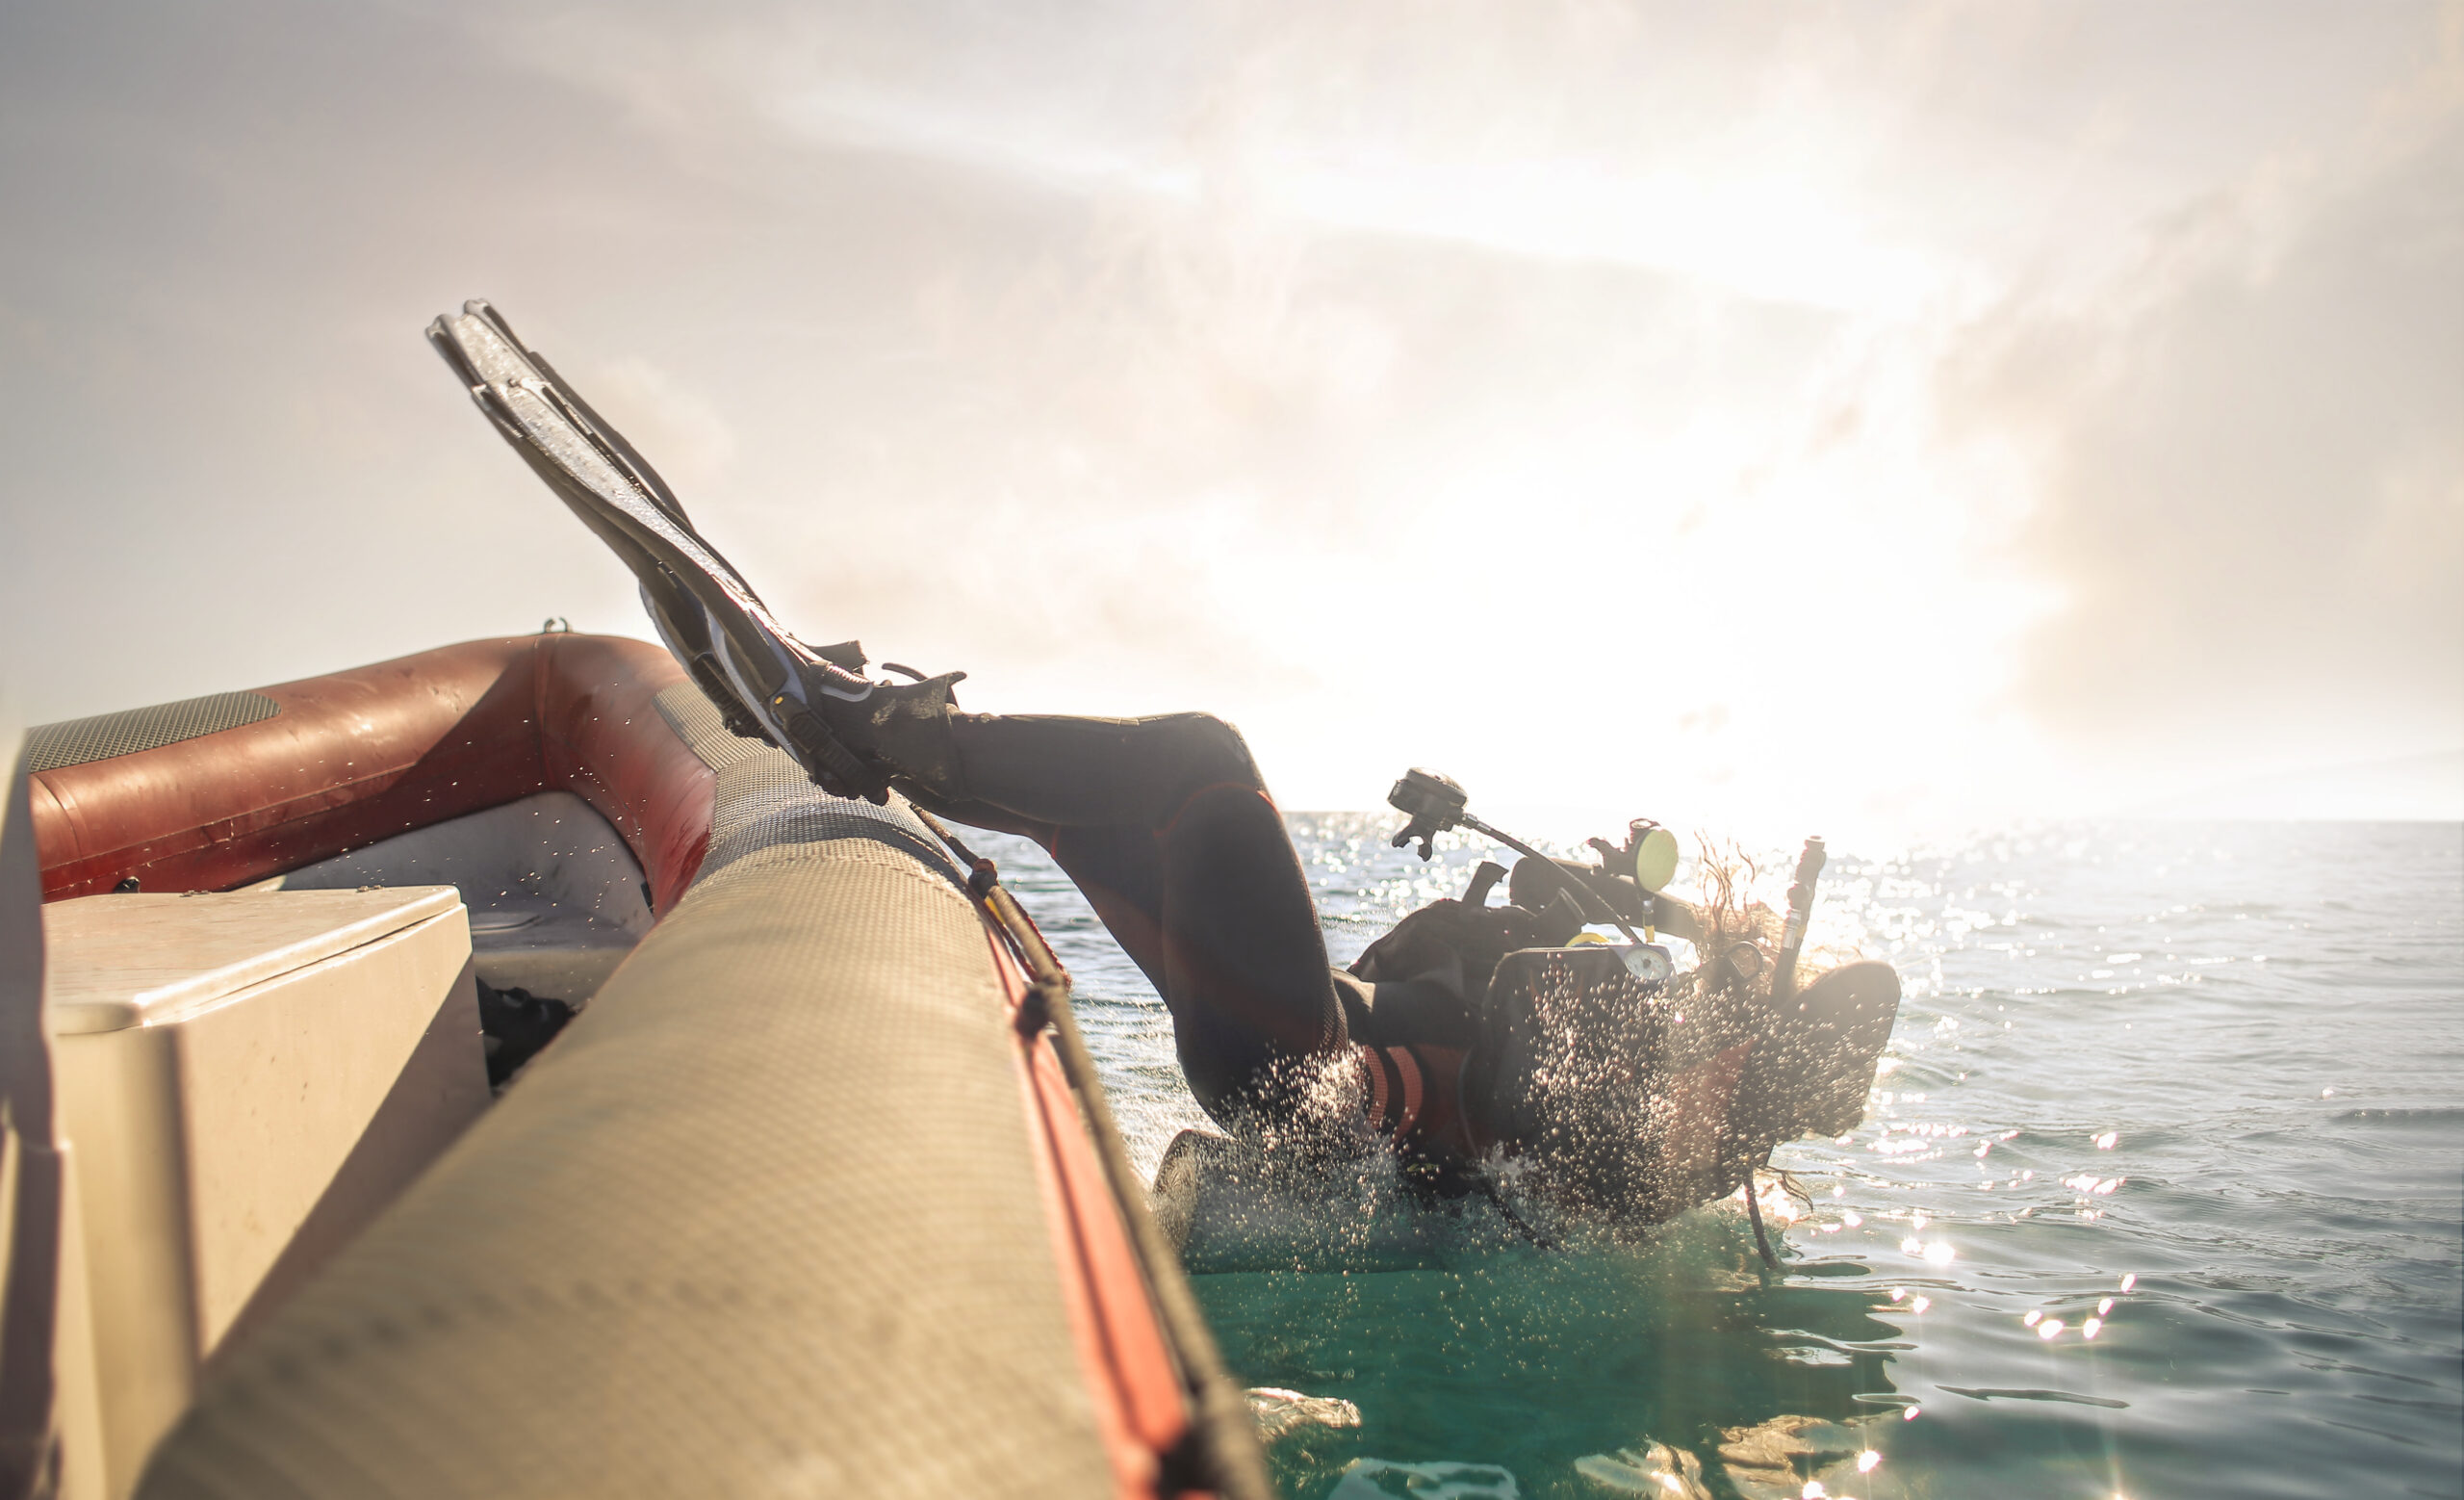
986, 818, 2464, 1500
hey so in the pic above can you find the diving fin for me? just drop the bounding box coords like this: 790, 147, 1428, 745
427, 300, 962, 801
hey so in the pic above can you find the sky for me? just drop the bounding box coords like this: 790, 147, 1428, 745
2, 0, 2458, 836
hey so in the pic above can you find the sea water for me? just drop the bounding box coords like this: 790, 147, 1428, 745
983, 818, 2463, 1500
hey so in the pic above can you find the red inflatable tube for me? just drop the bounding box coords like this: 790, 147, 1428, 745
989, 920, 1195, 1495
29, 634, 1210, 1496
29, 634, 714, 910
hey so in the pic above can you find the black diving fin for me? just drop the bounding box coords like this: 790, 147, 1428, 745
427, 300, 962, 802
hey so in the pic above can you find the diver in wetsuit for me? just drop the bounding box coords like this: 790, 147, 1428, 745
427, 298, 1899, 1219
886, 709, 1898, 1203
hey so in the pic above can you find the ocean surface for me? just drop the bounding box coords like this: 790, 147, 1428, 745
980, 816, 2464, 1500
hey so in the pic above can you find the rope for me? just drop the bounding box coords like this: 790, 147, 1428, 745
912, 810, 1279, 1500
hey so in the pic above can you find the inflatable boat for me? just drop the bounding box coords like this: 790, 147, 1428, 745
0, 630, 1270, 1499
0, 299, 1899, 1500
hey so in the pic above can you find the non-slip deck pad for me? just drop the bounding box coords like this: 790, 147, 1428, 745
139, 697, 1113, 1497
23, 692, 280, 774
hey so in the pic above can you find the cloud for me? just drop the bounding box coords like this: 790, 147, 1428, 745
4, 0, 2452, 823
1946, 25, 2464, 775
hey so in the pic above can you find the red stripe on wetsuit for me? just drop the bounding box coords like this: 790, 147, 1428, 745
1357, 1043, 1475, 1153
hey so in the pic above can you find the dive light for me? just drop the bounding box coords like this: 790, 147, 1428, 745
1630, 821, 1681, 895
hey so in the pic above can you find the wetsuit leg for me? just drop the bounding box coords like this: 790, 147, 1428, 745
915, 713, 1348, 1124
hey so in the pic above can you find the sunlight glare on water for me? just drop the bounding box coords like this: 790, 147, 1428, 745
980, 817, 2463, 1499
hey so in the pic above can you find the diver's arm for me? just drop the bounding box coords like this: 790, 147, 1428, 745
1644, 890, 1705, 944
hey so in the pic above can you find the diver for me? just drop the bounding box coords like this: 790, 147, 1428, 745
428, 299, 1900, 1223
831, 705, 1898, 1214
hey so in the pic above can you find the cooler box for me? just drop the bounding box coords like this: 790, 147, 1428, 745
42, 886, 489, 1497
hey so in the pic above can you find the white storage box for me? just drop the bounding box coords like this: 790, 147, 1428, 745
43, 887, 489, 1497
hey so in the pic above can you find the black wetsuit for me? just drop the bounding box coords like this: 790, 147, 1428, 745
908, 709, 1900, 1187
909, 711, 1353, 1126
